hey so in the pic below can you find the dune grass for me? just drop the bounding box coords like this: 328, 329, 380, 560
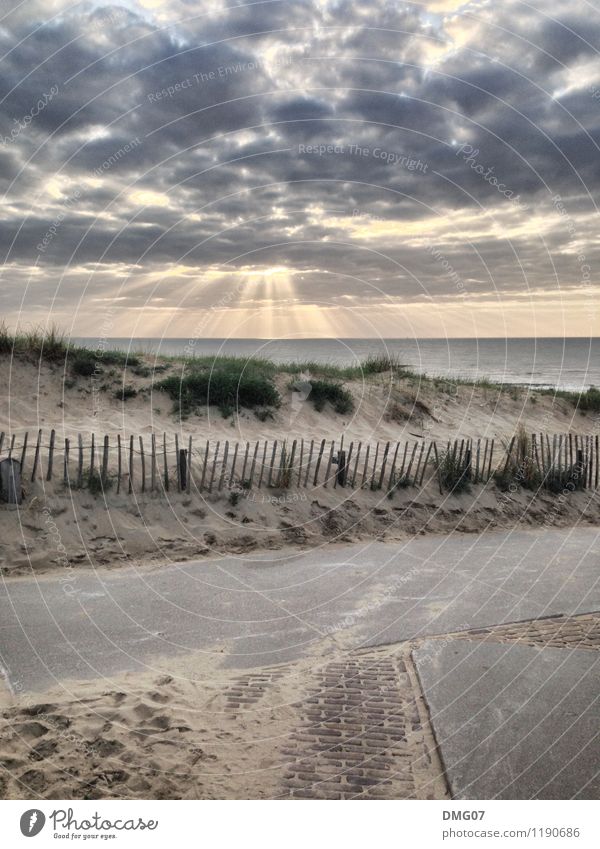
3, 325, 598, 415
0, 323, 140, 371
156, 360, 281, 416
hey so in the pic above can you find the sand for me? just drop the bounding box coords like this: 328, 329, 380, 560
1, 356, 598, 800
0, 641, 448, 800
1, 355, 598, 575
1, 355, 596, 444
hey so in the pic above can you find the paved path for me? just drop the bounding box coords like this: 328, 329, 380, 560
1, 527, 599, 693
1, 527, 599, 800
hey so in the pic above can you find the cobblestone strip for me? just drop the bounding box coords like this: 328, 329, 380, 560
441, 611, 600, 651
281, 650, 448, 799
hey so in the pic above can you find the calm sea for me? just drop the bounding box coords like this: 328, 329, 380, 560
74, 337, 600, 391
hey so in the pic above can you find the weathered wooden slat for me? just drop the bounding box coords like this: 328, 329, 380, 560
369, 442, 380, 490
474, 438, 481, 483
360, 444, 371, 489
0, 432, 4, 456
569, 432, 574, 470
419, 441, 434, 486
89, 432, 95, 478
117, 434, 122, 494
229, 442, 239, 487
8, 434, 15, 458
20, 432, 28, 475
377, 441, 390, 490
258, 441, 268, 488
532, 434, 540, 475
313, 439, 326, 487
163, 433, 168, 492
386, 442, 401, 491
63, 438, 70, 485
481, 438, 489, 482
432, 441, 443, 493
297, 438, 304, 487
413, 442, 425, 486
323, 441, 335, 488
128, 434, 134, 494
457, 438, 465, 470
248, 441, 259, 488
398, 442, 409, 478
139, 436, 146, 493
405, 442, 418, 483
200, 440, 210, 491
503, 436, 515, 473
187, 436, 192, 494
102, 435, 109, 481
487, 439, 495, 479
267, 440, 278, 487
595, 434, 599, 489
208, 441, 220, 492
150, 434, 156, 492
175, 434, 181, 491
240, 441, 250, 485
77, 433, 84, 488
350, 441, 362, 488
276, 441, 286, 488
303, 439, 315, 487
344, 441, 354, 489
219, 440, 229, 491
585, 435, 590, 489
288, 439, 297, 488
47, 429, 56, 481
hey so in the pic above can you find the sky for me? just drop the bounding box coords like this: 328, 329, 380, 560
0, 0, 599, 340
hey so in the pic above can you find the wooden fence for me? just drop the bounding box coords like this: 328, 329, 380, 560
0, 430, 598, 497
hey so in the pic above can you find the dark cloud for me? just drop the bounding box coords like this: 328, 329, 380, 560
0, 0, 598, 334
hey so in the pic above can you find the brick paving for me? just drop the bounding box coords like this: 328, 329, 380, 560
222, 611, 600, 799
280, 650, 448, 799
225, 668, 286, 710
443, 611, 600, 651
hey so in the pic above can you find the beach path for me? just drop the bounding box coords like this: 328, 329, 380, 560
1, 527, 599, 799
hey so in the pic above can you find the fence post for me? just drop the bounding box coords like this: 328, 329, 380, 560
208, 442, 220, 492
229, 442, 239, 488
303, 439, 315, 487
248, 441, 259, 488
377, 441, 390, 491
179, 447, 187, 492
163, 433, 169, 492
219, 440, 228, 491
63, 438, 70, 485
31, 429, 42, 482
313, 439, 326, 487
78, 433, 84, 487
336, 449, 347, 487
324, 441, 335, 488
102, 435, 109, 481
151, 434, 156, 492
117, 434, 122, 494
46, 429, 56, 481
128, 435, 134, 493
139, 436, 146, 493
240, 441, 250, 486
20, 432, 28, 476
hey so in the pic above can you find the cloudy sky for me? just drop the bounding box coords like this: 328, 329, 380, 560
1, 0, 598, 339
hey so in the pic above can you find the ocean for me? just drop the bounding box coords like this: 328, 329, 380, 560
73, 337, 600, 391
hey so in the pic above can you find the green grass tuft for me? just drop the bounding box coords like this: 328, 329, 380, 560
156, 361, 280, 415
305, 379, 354, 414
